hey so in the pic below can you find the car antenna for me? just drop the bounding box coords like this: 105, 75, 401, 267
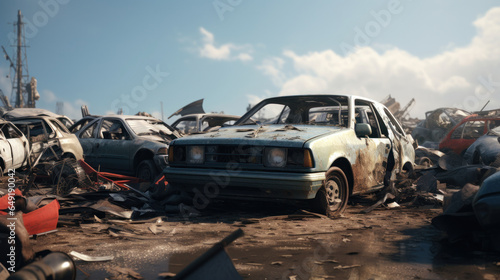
479, 100, 490, 112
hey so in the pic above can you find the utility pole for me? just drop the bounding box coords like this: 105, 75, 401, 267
2, 10, 38, 108
15, 10, 23, 108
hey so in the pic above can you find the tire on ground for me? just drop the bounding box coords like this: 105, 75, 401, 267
311, 166, 349, 218
51, 158, 86, 195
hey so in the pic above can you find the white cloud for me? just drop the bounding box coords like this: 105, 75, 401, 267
257, 57, 286, 86
255, 7, 500, 118
43, 90, 57, 103
198, 27, 253, 62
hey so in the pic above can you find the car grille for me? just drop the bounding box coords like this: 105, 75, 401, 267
205, 145, 264, 165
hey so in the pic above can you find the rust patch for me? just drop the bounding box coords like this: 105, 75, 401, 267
351, 139, 387, 194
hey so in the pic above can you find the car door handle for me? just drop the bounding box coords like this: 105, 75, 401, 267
96, 143, 100, 148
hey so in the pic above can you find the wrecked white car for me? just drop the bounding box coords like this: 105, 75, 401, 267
11, 116, 84, 163
75, 115, 180, 181
0, 120, 30, 174
165, 95, 416, 216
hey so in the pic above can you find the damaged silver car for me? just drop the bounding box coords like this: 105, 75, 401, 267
165, 95, 416, 216
75, 115, 180, 181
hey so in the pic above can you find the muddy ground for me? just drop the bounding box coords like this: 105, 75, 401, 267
31, 196, 500, 280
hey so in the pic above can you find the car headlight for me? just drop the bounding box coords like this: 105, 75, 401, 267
187, 146, 204, 164
264, 148, 286, 167
157, 147, 168, 155
169, 146, 186, 163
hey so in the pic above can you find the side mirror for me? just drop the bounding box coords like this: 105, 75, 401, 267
497, 137, 500, 144
355, 123, 372, 138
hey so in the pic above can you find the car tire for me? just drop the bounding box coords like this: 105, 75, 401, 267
51, 158, 86, 195
312, 167, 349, 217
136, 159, 158, 182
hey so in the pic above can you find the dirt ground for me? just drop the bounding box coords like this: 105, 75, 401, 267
31, 196, 500, 280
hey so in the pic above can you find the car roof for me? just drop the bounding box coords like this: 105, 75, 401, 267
99, 114, 163, 121
176, 113, 241, 120
262, 94, 379, 105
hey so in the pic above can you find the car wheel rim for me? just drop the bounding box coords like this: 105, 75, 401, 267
326, 179, 341, 210
139, 168, 151, 181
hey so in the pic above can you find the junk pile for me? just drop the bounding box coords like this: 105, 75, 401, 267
364, 145, 500, 252
0, 159, 188, 278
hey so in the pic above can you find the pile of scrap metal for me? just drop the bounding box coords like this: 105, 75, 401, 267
411, 108, 471, 147
408, 146, 500, 251
380, 95, 418, 133
0, 158, 184, 278
363, 145, 500, 213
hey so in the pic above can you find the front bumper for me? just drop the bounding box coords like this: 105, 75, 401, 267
164, 167, 325, 200
154, 155, 169, 171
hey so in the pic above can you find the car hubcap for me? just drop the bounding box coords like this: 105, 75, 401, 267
326, 179, 341, 209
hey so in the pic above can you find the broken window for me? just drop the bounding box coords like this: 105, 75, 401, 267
1, 123, 22, 139
50, 119, 69, 134
384, 108, 406, 136
240, 96, 349, 127
14, 120, 54, 142
451, 123, 466, 139
99, 119, 130, 140
80, 121, 98, 139
463, 121, 485, 139
174, 118, 197, 134
354, 100, 382, 138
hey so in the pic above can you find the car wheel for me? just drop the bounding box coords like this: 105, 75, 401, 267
51, 158, 86, 195
136, 159, 158, 181
312, 167, 349, 217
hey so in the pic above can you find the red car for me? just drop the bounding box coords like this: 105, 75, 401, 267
439, 114, 500, 155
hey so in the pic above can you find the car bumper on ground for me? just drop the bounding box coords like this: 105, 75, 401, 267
164, 167, 325, 200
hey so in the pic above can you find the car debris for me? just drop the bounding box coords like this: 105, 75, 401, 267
169, 98, 240, 134
171, 229, 243, 280
171, 113, 240, 134
463, 125, 500, 166
75, 115, 180, 181
69, 251, 114, 262
165, 94, 416, 217
439, 114, 500, 155
411, 107, 470, 146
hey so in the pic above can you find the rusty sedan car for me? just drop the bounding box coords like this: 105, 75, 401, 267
75, 115, 180, 180
165, 95, 415, 216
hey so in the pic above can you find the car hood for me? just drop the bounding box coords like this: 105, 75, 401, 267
173, 124, 346, 147
138, 135, 172, 145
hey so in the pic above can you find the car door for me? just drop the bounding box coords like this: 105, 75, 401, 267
0, 129, 13, 171
94, 118, 133, 173
353, 100, 391, 189
77, 119, 100, 167
378, 106, 415, 174
1, 123, 28, 168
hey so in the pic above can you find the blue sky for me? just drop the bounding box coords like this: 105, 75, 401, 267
1, 1, 499, 121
